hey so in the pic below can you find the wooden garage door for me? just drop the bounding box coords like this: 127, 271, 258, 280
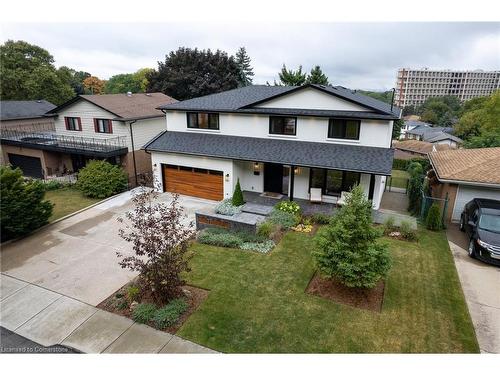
162, 164, 223, 201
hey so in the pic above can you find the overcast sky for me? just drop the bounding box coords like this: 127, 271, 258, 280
1, 22, 499, 90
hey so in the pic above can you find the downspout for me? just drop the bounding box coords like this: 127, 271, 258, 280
128, 120, 138, 186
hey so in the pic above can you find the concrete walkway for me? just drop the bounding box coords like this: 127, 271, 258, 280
0, 274, 218, 354
446, 224, 500, 354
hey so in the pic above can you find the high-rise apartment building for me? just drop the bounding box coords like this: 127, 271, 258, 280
394, 68, 500, 107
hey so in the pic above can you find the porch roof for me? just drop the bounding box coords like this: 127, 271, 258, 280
144, 131, 394, 175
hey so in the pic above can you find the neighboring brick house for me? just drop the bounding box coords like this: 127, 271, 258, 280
1, 93, 176, 184
428, 147, 500, 223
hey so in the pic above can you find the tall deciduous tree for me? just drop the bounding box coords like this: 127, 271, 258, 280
235, 47, 254, 87
0, 40, 74, 104
312, 185, 391, 289
306, 65, 329, 85
147, 47, 240, 100
83, 76, 105, 95
104, 68, 154, 94
117, 189, 194, 304
57, 66, 91, 94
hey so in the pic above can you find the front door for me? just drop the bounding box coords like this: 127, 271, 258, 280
264, 163, 284, 194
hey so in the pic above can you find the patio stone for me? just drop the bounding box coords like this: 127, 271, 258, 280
15, 296, 96, 347
61, 309, 133, 353
0, 274, 28, 301
103, 323, 173, 353
160, 335, 218, 353
241, 203, 273, 216
0, 284, 61, 331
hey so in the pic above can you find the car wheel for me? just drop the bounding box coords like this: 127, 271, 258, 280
468, 239, 476, 258
459, 216, 465, 231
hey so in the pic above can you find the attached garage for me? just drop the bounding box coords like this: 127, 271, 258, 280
451, 185, 500, 222
7, 153, 43, 178
162, 164, 223, 201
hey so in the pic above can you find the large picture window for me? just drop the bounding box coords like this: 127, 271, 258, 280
94, 119, 113, 133
309, 168, 360, 196
269, 116, 296, 136
328, 119, 360, 140
187, 112, 219, 130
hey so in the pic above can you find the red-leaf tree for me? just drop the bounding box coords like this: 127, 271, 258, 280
117, 188, 194, 304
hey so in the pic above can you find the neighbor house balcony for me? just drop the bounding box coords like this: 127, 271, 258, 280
0, 130, 128, 158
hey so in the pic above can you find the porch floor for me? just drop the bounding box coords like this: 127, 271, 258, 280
243, 191, 336, 216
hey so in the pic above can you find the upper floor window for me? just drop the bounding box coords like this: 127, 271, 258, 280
269, 116, 296, 136
328, 119, 360, 140
187, 112, 219, 130
94, 119, 113, 134
64, 117, 81, 131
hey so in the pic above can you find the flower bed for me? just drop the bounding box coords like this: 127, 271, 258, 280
214, 199, 241, 216
197, 227, 275, 253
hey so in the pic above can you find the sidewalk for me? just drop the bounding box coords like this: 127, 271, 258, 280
0, 274, 218, 354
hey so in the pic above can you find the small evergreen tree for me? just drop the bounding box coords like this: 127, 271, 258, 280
306, 65, 329, 85
426, 203, 442, 231
276, 64, 307, 86
235, 47, 254, 87
313, 185, 391, 289
232, 178, 245, 206
0, 166, 53, 241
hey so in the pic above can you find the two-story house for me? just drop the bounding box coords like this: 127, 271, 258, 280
1, 93, 176, 183
144, 84, 400, 209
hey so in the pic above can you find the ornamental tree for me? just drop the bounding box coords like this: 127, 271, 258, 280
312, 185, 391, 289
232, 178, 245, 206
117, 189, 194, 304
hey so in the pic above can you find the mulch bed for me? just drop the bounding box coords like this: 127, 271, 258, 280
97, 281, 209, 334
306, 272, 385, 312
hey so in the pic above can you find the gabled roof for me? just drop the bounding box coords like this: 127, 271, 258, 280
429, 147, 500, 186
144, 131, 394, 175
392, 140, 450, 154
158, 84, 401, 120
47, 93, 177, 121
0, 100, 56, 121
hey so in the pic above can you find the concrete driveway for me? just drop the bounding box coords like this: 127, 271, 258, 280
1, 191, 216, 306
447, 224, 500, 353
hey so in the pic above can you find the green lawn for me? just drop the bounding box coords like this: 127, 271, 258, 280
44, 188, 101, 222
179, 229, 478, 353
389, 169, 410, 189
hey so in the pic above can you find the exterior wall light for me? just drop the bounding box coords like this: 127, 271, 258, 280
294, 167, 301, 175
225, 173, 230, 182
253, 162, 260, 175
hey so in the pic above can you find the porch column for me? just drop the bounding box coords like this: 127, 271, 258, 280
289, 165, 295, 201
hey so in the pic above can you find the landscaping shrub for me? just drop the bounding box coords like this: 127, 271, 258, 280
198, 228, 244, 248
0, 166, 53, 242
310, 213, 332, 225
268, 208, 299, 229
256, 220, 274, 238
426, 203, 442, 231
393, 157, 430, 172
152, 298, 188, 329
400, 220, 417, 241
383, 216, 396, 234
232, 178, 245, 206
239, 240, 275, 253
132, 303, 157, 324
76, 160, 127, 198
215, 199, 241, 216
42, 180, 64, 191
127, 285, 140, 302
407, 161, 424, 215
275, 201, 301, 215
313, 185, 391, 289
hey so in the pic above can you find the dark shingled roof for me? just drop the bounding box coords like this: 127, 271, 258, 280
145, 131, 394, 175
158, 84, 401, 120
0, 100, 56, 121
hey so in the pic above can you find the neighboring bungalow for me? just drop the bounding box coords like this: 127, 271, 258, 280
0, 93, 176, 183
404, 121, 462, 148
428, 147, 500, 223
392, 139, 450, 160
144, 84, 400, 210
